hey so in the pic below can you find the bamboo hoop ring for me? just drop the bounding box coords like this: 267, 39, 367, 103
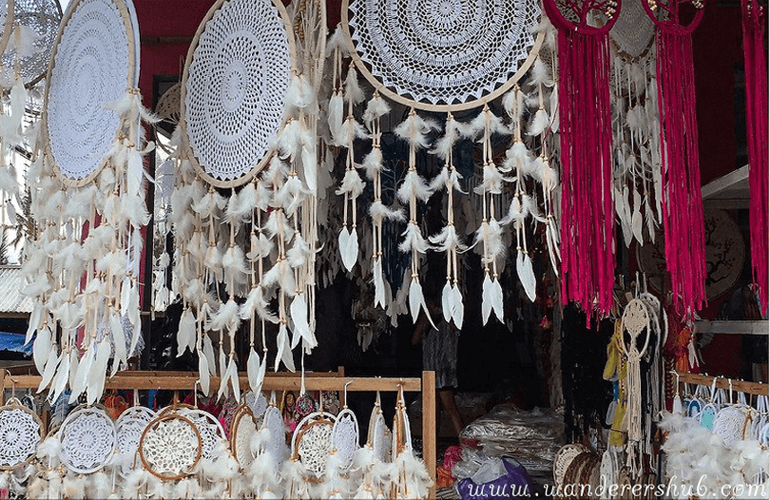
229, 403, 258, 467
41, 0, 139, 187
340, 0, 544, 112
138, 412, 203, 481
179, 0, 298, 189
0, 0, 14, 59
0, 397, 45, 471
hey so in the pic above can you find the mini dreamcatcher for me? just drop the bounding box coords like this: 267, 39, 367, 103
138, 412, 203, 481
229, 404, 258, 468
59, 405, 116, 474
285, 400, 336, 496
392, 388, 433, 499
337, 0, 558, 329
26, 0, 154, 406
0, 395, 44, 492
115, 404, 156, 476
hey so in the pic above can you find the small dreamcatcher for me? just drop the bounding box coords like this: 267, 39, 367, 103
229, 404, 259, 468
392, 387, 432, 499
290, 398, 336, 480
0, 394, 44, 493
59, 405, 116, 474
115, 404, 156, 476
138, 411, 203, 481
175, 407, 227, 461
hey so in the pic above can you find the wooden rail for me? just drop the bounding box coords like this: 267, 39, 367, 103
677, 371, 768, 396
0, 368, 437, 499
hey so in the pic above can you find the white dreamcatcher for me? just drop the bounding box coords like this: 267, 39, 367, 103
24, 0, 156, 406
332, 0, 560, 329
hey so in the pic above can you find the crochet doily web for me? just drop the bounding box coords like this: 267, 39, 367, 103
0, 407, 41, 467
233, 412, 257, 467
297, 421, 333, 477
61, 410, 115, 473
2, 0, 61, 84
332, 410, 358, 472
177, 409, 225, 460
46, 0, 131, 182
141, 417, 200, 477
348, 0, 540, 108
184, 0, 291, 185
116, 407, 155, 465
610, 0, 654, 58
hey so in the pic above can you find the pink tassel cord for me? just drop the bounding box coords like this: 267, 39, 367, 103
644, 0, 707, 319
741, 0, 768, 312
544, 0, 619, 320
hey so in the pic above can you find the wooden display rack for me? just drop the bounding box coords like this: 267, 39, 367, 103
0, 368, 438, 499
677, 371, 768, 396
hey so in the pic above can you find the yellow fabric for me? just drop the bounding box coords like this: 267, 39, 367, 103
605, 320, 628, 446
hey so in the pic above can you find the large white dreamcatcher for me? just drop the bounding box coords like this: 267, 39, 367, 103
334, 0, 559, 327
171, 0, 326, 402
25, 0, 155, 406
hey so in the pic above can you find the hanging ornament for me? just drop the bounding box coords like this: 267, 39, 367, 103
643, 0, 706, 318
544, 0, 620, 320
740, 0, 768, 312
25, 0, 151, 405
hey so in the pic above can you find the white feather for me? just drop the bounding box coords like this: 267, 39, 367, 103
110, 312, 127, 376
397, 170, 434, 203
207, 299, 241, 335
344, 66, 365, 105
517, 251, 537, 302
247, 347, 265, 394
290, 294, 317, 349
199, 351, 211, 396
338, 227, 359, 272
482, 274, 493, 325
399, 222, 432, 254
361, 148, 383, 180
177, 308, 196, 357
335, 168, 366, 198
38, 348, 60, 393
32, 324, 51, 375
408, 279, 437, 329
240, 286, 278, 324
451, 283, 464, 328
70, 340, 95, 402
527, 108, 550, 136
363, 94, 391, 130
369, 201, 405, 225
328, 92, 345, 146
393, 112, 439, 149
86, 339, 111, 404
275, 323, 295, 372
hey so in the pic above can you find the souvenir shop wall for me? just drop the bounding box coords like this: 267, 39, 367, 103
0, 0, 767, 498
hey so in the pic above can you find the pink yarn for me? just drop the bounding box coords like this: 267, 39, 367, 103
741, 0, 768, 312
544, 0, 619, 321
644, 0, 707, 319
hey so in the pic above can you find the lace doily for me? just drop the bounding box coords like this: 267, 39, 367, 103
609, 0, 654, 59
60, 406, 116, 474
116, 406, 156, 474
1, 0, 62, 84
245, 391, 268, 423
0, 1, 12, 59
331, 408, 359, 472
370, 409, 392, 463
230, 405, 258, 468
293, 413, 335, 478
712, 406, 748, 449
176, 408, 226, 460
44, 0, 137, 184
263, 405, 288, 469
553, 444, 589, 487
344, 0, 542, 111
139, 413, 202, 480
0, 399, 43, 469
182, 0, 293, 187
155, 82, 181, 123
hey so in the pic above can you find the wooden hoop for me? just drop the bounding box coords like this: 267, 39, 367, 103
0, 397, 45, 471
179, 0, 298, 189
229, 403, 258, 466
41, 0, 139, 188
340, 0, 544, 113
138, 412, 203, 481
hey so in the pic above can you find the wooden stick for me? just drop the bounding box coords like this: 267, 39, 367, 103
677, 371, 768, 396
422, 370, 437, 500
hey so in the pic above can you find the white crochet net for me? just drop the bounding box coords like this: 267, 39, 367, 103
177, 408, 225, 460
140, 417, 200, 477
233, 411, 257, 467
184, 0, 291, 184
297, 421, 332, 477
609, 0, 654, 59
348, 0, 540, 107
1, 0, 62, 84
46, 0, 131, 181
0, 407, 41, 467
331, 409, 358, 472
60, 408, 116, 473
116, 406, 156, 469
264, 405, 288, 469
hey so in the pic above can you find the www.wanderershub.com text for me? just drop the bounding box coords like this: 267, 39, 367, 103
462, 476, 768, 498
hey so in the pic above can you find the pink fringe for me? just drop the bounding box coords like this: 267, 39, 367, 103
555, 29, 616, 320
655, 30, 707, 318
741, 0, 768, 312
